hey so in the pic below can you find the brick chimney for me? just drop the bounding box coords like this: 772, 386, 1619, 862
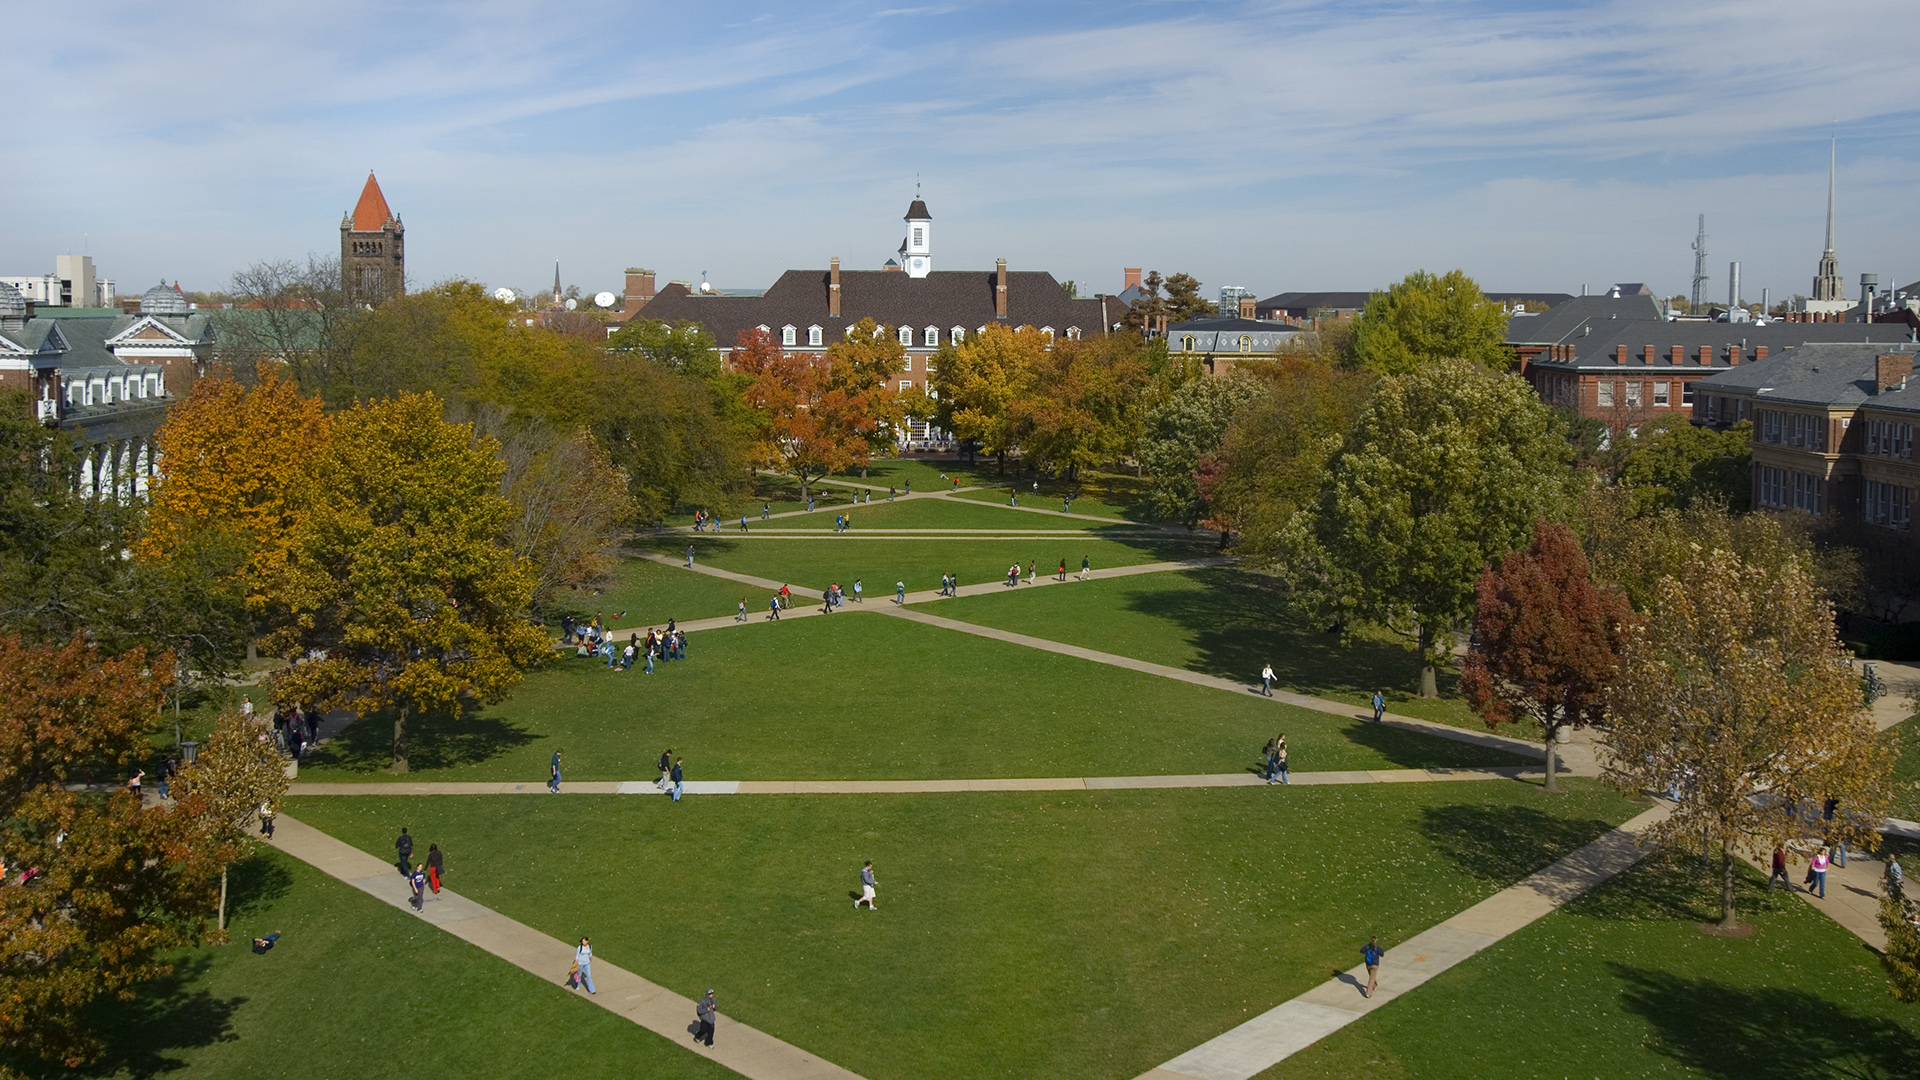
1876, 353, 1914, 392
621, 268, 656, 318
1238, 296, 1256, 319
1698, 344, 1712, 366
1670, 345, 1684, 365
1728, 344, 1741, 366
1615, 345, 1628, 364
995, 259, 1008, 319
1642, 344, 1656, 364
829, 257, 841, 318
1124, 267, 1142, 291
1754, 346, 1768, 361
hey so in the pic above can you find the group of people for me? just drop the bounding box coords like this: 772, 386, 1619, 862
690, 510, 747, 533
392, 827, 446, 912
575, 620, 689, 675
655, 749, 687, 801
568, 939, 717, 1050
1262, 735, 1290, 785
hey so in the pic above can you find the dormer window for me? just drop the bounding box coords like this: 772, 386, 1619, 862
1182, 336, 1196, 353
846, 326, 856, 339
782, 325, 796, 347
924, 326, 938, 347
1239, 335, 1253, 353
951, 326, 965, 344
808, 326, 823, 347
1040, 327, 1055, 342
1066, 327, 1081, 341
898, 326, 913, 346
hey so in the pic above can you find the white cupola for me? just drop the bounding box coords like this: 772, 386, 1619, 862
899, 196, 932, 278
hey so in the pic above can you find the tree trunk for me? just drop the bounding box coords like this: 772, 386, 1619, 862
861, 464, 868, 479
1542, 724, 1561, 793
390, 705, 409, 774
1417, 624, 1439, 699
218, 866, 228, 932
1719, 838, 1739, 927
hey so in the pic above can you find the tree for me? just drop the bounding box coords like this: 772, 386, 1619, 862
1012, 334, 1153, 481
1139, 373, 1267, 526
172, 707, 291, 931
1602, 546, 1894, 927
1880, 871, 1920, 1001
823, 319, 909, 476
1460, 522, 1634, 791
1280, 360, 1572, 696
930, 324, 1048, 471
589, 353, 751, 522
0, 636, 224, 1075
220, 256, 367, 395
731, 329, 864, 501
260, 393, 548, 772
606, 318, 722, 378
1350, 269, 1511, 375
477, 412, 639, 614
1120, 270, 1166, 333
1616, 413, 1751, 515
1162, 272, 1214, 323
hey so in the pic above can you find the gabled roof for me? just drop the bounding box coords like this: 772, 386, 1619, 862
1506, 294, 1663, 345
1692, 342, 1920, 414
1524, 318, 1914, 372
351, 172, 395, 231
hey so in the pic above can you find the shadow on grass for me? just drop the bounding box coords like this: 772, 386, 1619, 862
223, 855, 294, 925
68, 956, 242, 1079
1419, 803, 1616, 886
1339, 718, 1533, 769
304, 707, 539, 775
1613, 965, 1920, 1080
1566, 849, 1794, 924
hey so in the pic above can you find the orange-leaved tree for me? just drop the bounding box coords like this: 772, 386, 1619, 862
1460, 521, 1634, 792
732, 328, 863, 503
824, 319, 909, 476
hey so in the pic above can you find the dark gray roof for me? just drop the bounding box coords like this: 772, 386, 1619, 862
905, 199, 931, 220
1524, 318, 1915, 372
1691, 342, 1920, 414
0, 282, 24, 319
631, 268, 1107, 348
1506, 294, 1663, 345
1262, 289, 1573, 317
1169, 316, 1295, 334
1166, 317, 1305, 353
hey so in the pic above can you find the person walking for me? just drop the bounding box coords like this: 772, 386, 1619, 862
1006, 564, 1019, 588
768, 596, 781, 620
1888, 857, 1906, 898
1810, 847, 1830, 899
427, 843, 444, 894
889, 486, 896, 502
686, 544, 696, 568
395, 827, 414, 875
1263, 737, 1280, 784
905, 478, 911, 494
807, 494, 814, 512
1361, 937, 1384, 998
853, 578, 864, 603
550, 750, 563, 793
1079, 556, 1090, 581
739, 515, 748, 533
1275, 744, 1289, 785
409, 864, 427, 911
657, 749, 674, 791
158, 757, 176, 800
694, 989, 717, 1047
573, 937, 597, 994
855, 860, 878, 909
1371, 690, 1386, 723
1027, 561, 1037, 585
127, 768, 144, 803
259, 801, 276, 838
822, 587, 835, 615
671, 757, 685, 802
780, 583, 792, 609
1261, 663, 1275, 697
1767, 846, 1791, 891
895, 580, 906, 605
762, 503, 770, 520
1057, 559, 1067, 581
737, 598, 748, 622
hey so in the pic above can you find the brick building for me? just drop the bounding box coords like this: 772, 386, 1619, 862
1691, 342, 1920, 533
341, 172, 404, 306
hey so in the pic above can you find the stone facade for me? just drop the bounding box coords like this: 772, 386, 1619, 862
340, 172, 405, 306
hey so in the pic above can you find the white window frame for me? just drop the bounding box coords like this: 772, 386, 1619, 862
898, 326, 913, 346
1597, 381, 1614, 408
899, 380, 913, 392
924, 326, 938, 347
1653, 382, 1670, 407
808, 325, 823, 347
781, 325, 796, 347
950, 326, 965, 344
902, 356, 913, 373
1625, 381, 1642, 407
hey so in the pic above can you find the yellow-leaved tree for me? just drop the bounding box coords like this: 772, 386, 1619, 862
260, 393, 548, 772
173, 707, 292, 930
1603, 544, 1894, 928
930, 324, 1047, 471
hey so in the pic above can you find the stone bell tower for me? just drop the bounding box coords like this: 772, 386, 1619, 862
341, 172, 405, 306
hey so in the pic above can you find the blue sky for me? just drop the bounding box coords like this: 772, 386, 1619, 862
6, 0, 1917, 305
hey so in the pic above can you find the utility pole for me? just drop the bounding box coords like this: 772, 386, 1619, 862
1690, 214, 1709, 313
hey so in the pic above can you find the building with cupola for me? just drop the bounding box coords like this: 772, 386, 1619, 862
0, 280, 213, 498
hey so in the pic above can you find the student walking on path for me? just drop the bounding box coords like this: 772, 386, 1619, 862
1263, 737, 1280, 784
657, 749, 674, 791
762, 503, 770, 519
395, 827, 414, 875
1275, 744, 1289, 785
1810, 847, 1830, 898
853, 579, 863, 603
1078, 556, 1090, 581
1056, 559, 1067, 581
1362, 937, 1384, 998
736, 598, 748, 622
427, 843, 444, 894
767, 596, 781, 620
1371, 690, 1386, 723
671, 758, 685, 802
686, 545, 696, 568
855, 860, 878, 909
1261, 662, 1275, 697
409, 864, 427, 911
573, 937, 597, 994
694, 989, 717, 1047
1767, 846, 1790, 891
1027, 561, 1037, 585
1006, 564, 1019, 588
895, 580, 906, 604
549, 750, 563, 793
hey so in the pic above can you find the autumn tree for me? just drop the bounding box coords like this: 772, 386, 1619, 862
1013, 333, 1153, 480
172, 707, 291, 930
930, 324, 1048, 471
1139, 372, 1267, 526
606, 318, 723, 378
824, 319, 910, 476
1278, 360, 1572, 697
1460, 522, 1634, 791
730, 328, 861, 501
0, 636, 225, 1076
220, 256, 367, 394
260, 393, 548, 772
1880, 871, 1920, 1002
1350, 269, 1511, 375
1208, 357, 1376, 559
1616, 413, 1751, 515
1603, 546, 1894, 927
476, 412, 639, 614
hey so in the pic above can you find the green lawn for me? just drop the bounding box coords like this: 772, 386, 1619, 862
1886, 716, 1920, 820
1256, 848, 1920, 1080
58, 849, 735, 1080
934, 566, 1504, 734
948, 467, 1160, 522
286, 780, 1638, 1080
641, 533, 1211, 595
715, 494, 1118, 532
296, 612, 1529, 782
552, 553, 754, 627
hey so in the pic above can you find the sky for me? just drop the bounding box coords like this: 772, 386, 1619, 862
6, 0, 1918, 306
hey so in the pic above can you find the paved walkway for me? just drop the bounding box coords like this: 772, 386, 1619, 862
267, 812, 863, 1080
1137, 803, 1671, 1080
285, 765, 1554, 798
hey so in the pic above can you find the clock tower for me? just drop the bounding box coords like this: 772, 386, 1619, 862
898, 196, 932, 278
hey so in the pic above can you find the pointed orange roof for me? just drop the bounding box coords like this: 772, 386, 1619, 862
350, 172, 394, 231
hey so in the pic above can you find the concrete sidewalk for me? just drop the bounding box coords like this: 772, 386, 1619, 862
267, 813, 863, 1080
1140, 803, 1670, 1080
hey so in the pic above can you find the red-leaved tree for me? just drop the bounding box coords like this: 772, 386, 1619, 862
732, 328, 863, 502
1460, 522, 1635, 791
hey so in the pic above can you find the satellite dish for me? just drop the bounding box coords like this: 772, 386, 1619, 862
565, 298, 578, 311
494, 287, 516, 303
593, 291, 616, 309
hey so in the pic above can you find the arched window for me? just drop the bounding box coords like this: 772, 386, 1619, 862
1040, 327, 1055, 342
898, 326, 913, 346
924, 326, 938, 347
782, 325, 796, 347
808, 326, 823, 347
951, 326, 965, 344
1238, 335, 1252, 353
1066, 327, 1081, 341
1182, 336, 1196, 353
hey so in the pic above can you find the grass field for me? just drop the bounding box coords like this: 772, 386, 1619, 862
933, 566, 1500, 733
551, 553, 754, 627
1255, 848, 1920, 1080
702, 494, 1121, 532
296, 612, 1529, 782
1887, 716, 1920, 821
947, 467, 1159, 522
55, 850, 736, 1080
286, 780, 1638, 1080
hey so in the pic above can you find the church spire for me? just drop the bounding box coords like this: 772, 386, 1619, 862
1810, 139, 1844, 303
1823, 137, 1836, 255
553, 261, 562, 304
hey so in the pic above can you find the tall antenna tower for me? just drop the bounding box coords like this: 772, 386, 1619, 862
1690, 214, 1709, 312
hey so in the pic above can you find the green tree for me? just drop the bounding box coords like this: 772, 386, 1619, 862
825, 319, 910, 476
261, 393, 548, 772
1280, 361, 1572, 696
1120, 270, 1166, 333
606, 318, 722, 378
1350, 269, 1511, 375
1163, 272, 1213, 323
1460, 522, 1634, 791
173, 707, 292, 930
1880, 868, 1920, 1001
1603, 545, 1893, 927
1616, 413, 1751, 514
1213, 357, 1377, 560
1139, 373, 1266, 526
